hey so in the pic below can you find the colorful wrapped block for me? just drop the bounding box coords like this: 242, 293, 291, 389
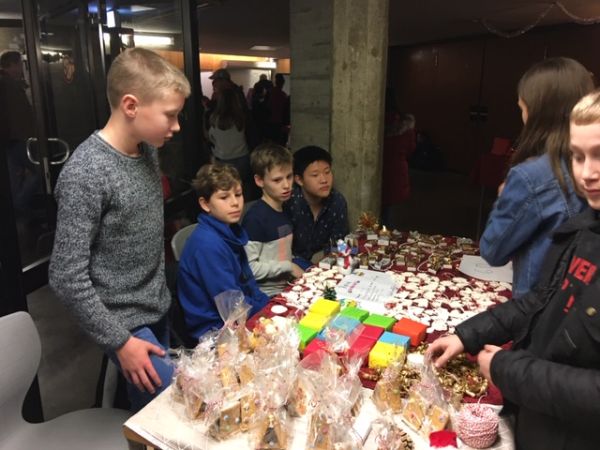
393, 318, 427, 347
357, 324, 384, 341
330, 315, 361, 333
297, 324, 318, 350
379, 331, 410, 350
317, 326, 348, 343
339, 306, 370, 322
308, 298, 341, 317
368, 341, 405, 369
302, 338, 328, 359
363, 313, 397, 330
348, 336, 376, 361
299, 312, 330, 332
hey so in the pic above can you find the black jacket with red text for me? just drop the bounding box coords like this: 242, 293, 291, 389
457, 208, 600, 450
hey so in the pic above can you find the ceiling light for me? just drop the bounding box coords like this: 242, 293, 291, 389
250, 45, 279, 51
106, 10, 116, 27
130, 5, 156, 13
133, 34, 174, 46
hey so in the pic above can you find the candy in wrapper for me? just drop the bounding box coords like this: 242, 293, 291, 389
373, 362, 421, 413
307, 411, 335, 450
209, 400, 242, 441
304, 354, 365, 449
424, 404, 450, 436
172, 341, 221, 421
402, 391, 428, 431
215, 290, 252, 354
253, 409, 288, 450
287, 376, 310, 417
240, 390, 259, 432
220, 365, 239, 389
238, 359, 256, 386
373, 374, 403, 413
400, 359, 452, 437
182, 380, 207, 420
373, 416, 414, 450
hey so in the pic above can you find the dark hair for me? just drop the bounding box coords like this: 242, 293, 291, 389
513, 57, 594, 192
251, 143, 293, 178
293, 145, 332, 177
192, 164, 241, 201
0, 50, 21, 69
275, 73, 285, 88
210, 88, 245, 131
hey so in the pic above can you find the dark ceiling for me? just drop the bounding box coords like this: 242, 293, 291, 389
142, 0, 600, 57
2, 0, 600, 58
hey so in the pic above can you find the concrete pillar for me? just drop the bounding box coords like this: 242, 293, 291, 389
289, 0, 333, 150
290, 0, 388, 226
330, 0, 389, 226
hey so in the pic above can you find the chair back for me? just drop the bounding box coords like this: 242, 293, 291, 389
0, 311, 40, 435
171, 223, 197, 262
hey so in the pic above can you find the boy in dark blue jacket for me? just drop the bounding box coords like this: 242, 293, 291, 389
178, 164, 269, 340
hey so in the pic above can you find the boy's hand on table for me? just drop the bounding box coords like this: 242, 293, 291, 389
116, 336, 166, 393
425, 334, 464, 368
291, 263, 305, 278
477, 344, 502, 383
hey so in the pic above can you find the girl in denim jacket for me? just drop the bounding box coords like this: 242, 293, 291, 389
480, 58, 592, 298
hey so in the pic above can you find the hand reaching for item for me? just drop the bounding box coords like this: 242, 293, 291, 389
116, 336, 166, 393
425, 334, 465, 368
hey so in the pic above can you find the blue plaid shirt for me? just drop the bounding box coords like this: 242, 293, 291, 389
283, 184, 349, 262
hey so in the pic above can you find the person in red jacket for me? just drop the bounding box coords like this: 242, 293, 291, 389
381, 111, 416, 226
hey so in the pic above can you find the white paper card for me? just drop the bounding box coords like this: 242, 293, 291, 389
459, 255, 513, 283
335, 269, 398, 313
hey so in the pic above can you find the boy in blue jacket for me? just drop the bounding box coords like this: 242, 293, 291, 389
178, 164, 269, 340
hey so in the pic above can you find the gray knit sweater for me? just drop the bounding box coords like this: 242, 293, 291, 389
49, 132, 171, 351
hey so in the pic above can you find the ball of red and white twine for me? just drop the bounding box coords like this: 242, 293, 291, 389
457, 403, 499, 448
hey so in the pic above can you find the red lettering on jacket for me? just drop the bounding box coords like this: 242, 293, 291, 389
563, 295, 575, 313
569, 256, 582, 274
568, 256, 598, 285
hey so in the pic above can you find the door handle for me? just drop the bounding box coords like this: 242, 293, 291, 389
26, 137, 71, 165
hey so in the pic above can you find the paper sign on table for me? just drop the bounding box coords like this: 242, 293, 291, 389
335, 269, 398, 313
459, 255, 513, 283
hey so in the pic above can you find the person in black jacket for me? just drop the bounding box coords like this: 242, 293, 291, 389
427, 90, 600, 450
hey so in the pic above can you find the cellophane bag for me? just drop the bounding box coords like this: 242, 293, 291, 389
305, 353, 364, 450
401, 358, 454, 438
215, 290, 252, 354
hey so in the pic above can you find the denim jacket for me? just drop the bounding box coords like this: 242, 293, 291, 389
480, 154, 587, 298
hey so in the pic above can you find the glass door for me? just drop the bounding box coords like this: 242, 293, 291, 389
0, 0, 107, 421
0, 0, 105, 314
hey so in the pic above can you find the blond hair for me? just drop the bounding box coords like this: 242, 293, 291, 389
192, 164, 241, 201
106, 48, 191, 109
250, 143, 293, 178
571, 90, 600, 126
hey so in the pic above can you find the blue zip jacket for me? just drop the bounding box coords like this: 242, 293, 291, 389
177, 213, 269, 339
480, 154, 587, 298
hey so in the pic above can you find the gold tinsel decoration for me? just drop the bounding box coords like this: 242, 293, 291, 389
415, 345, 488, 401
357, 211, 379, 231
